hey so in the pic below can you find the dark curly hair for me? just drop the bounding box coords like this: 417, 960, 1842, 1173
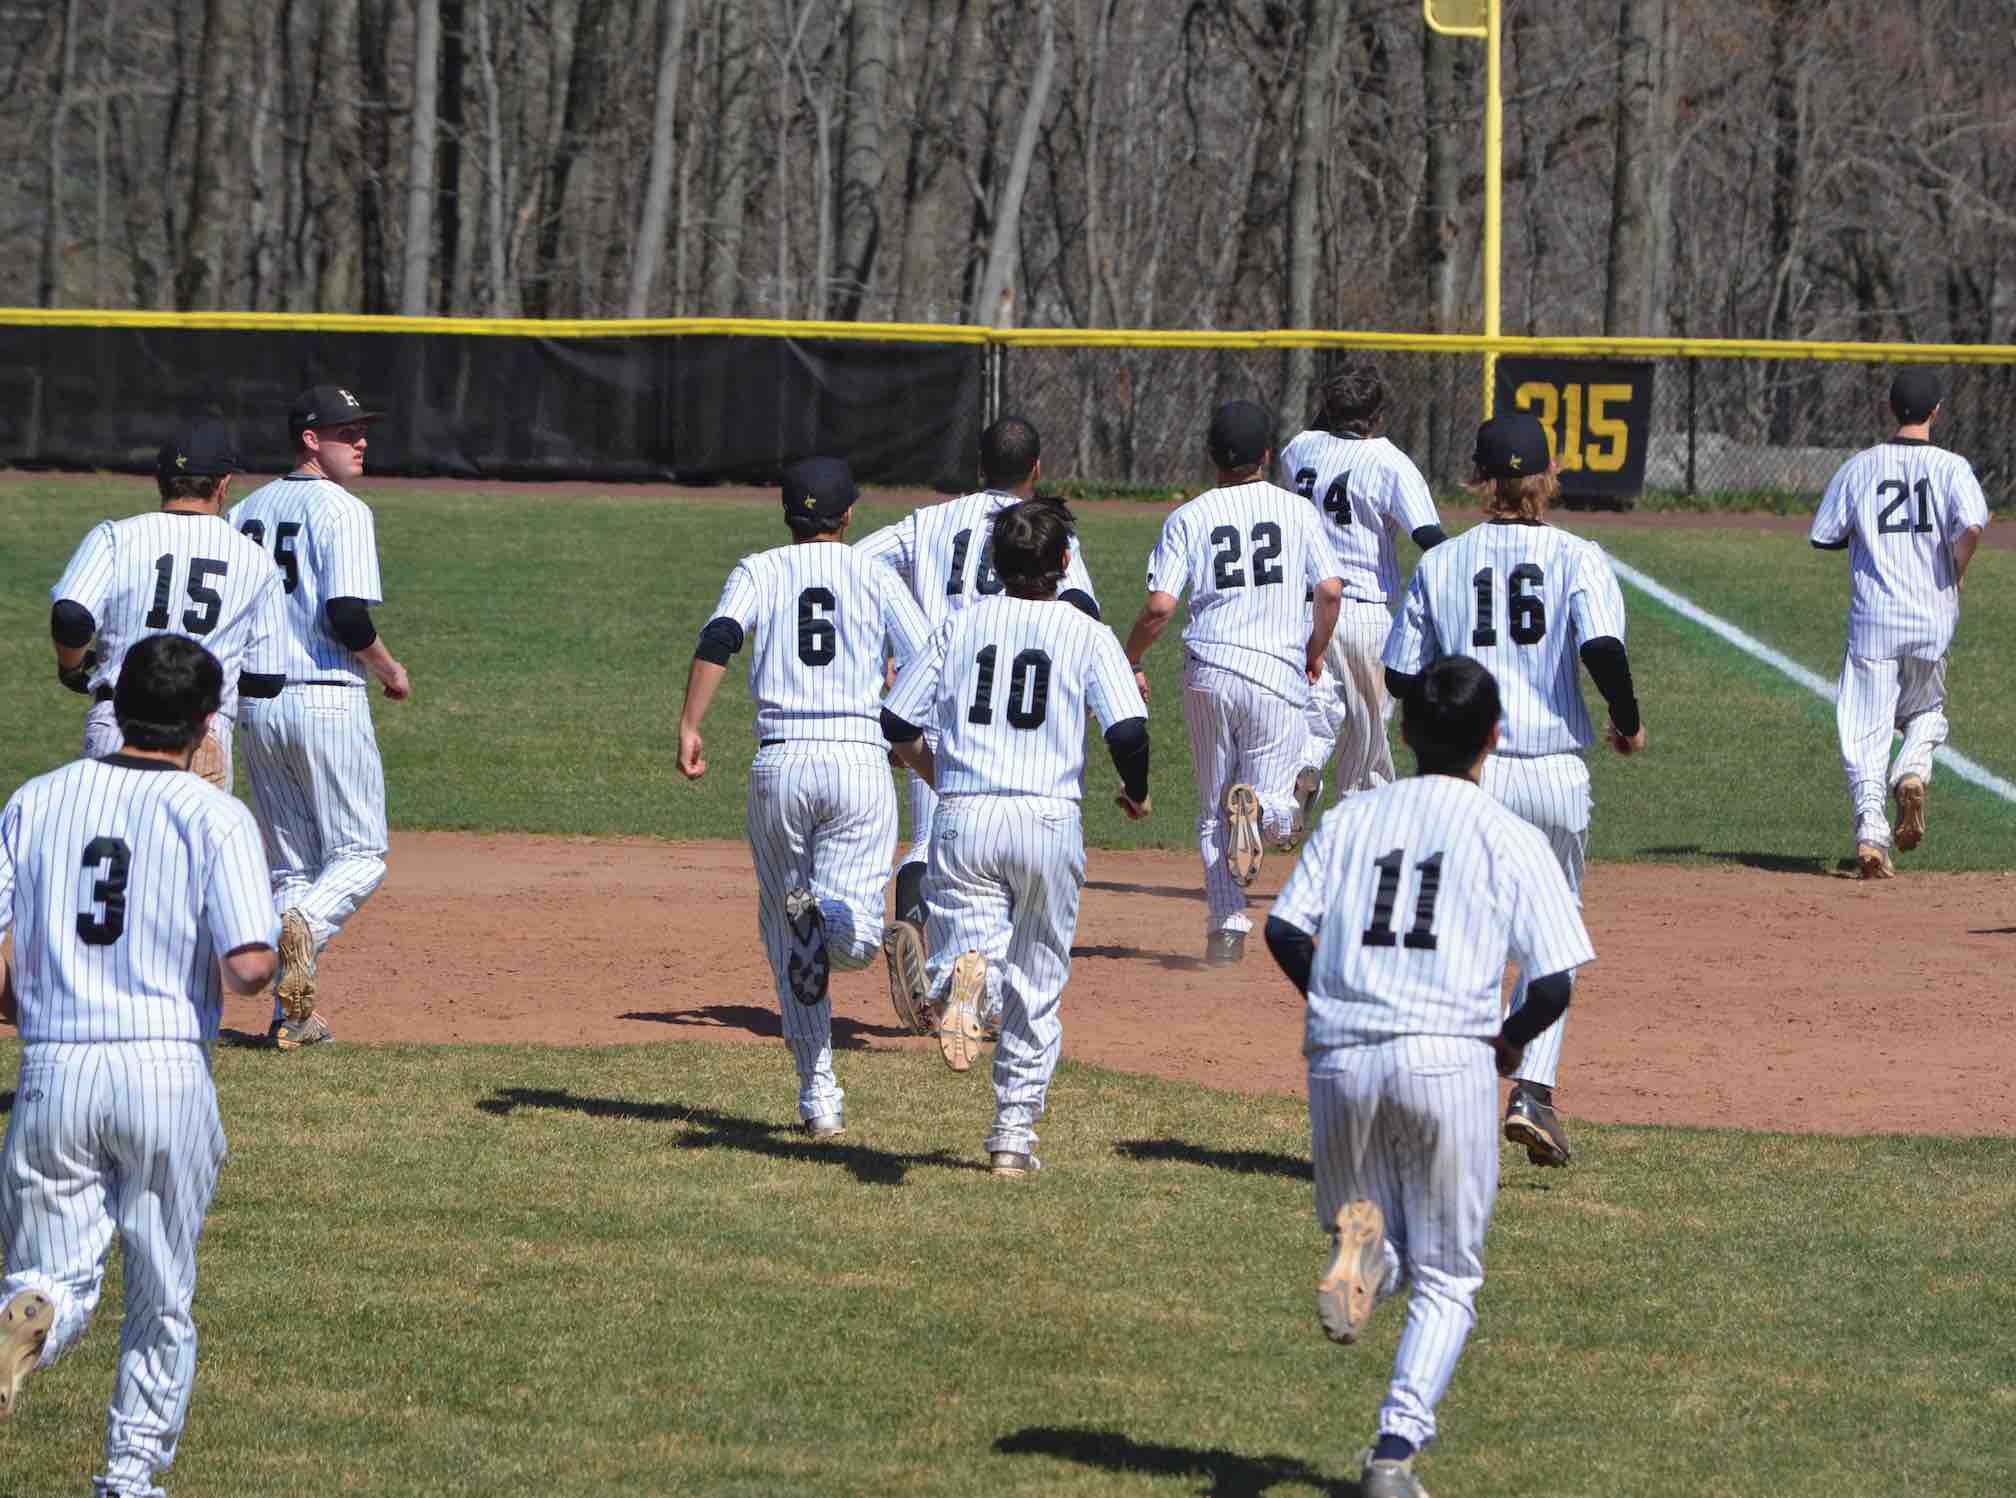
1311, 361, 1387, 437
991, 497, 1075, 598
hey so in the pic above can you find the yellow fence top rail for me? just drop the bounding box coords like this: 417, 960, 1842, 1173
1, 308, 2012, 363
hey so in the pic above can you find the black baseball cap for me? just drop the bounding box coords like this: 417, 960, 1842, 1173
1473, 412, 1553, 479
1890, 367, 1942, 423
288, 384, 385, 435
781, 456, 858, 519
155, 425, 241, 481
1208, 400, 1274, 469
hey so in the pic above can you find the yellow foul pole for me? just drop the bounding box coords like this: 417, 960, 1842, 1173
1423, 0, 1501, 416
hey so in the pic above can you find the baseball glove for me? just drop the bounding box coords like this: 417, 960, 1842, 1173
190, 730, 227, 788
57, 649, 99, 696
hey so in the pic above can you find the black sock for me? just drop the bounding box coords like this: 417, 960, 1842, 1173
893, 861, 928, 931
1372, 1434, 1414, 1463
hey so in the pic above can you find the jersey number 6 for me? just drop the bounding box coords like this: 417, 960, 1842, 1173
796, 588, 837, 666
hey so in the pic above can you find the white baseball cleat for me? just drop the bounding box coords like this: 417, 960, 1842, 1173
1224, 783, 1264, 886
0, 1288, 53, 1418
1317, 1199, 1388, 1344
1856, 842, 1896, 880
1893, 775, 1927, 852
275, 907, 319, 1023
938, 952, 987, 1074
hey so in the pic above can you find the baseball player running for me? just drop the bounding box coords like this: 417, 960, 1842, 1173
1124, 400, 1342, 965
0, 635, 279, 1498
882, 499, 1149, 1176
679, 458, 930, 1138
1380, 412, 1645, 1169
49, 428, 288, 793
1265, 655, 1594, 1498
227, 385, 412, 1050
1810, 368, 1988, 878
855, 416, 1100, 1033
1279, 362, 1446, 818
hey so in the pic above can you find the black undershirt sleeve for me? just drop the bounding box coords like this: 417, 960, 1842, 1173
50, 600, 96, 649
1410, 524, 1448, 552
237, 671, 284, 700
1501, 970, 1573, 1047
1059, 588, 1101, 621
324, 596, 378, 652
1264, 916, 1317, 996
1578, 636, 1641, 737
1103, 716, 1150, 802
880, 707, 925, 745
693, 616, 745, 666
1384, 667, 1422, 704
1810, 537, 1850, 551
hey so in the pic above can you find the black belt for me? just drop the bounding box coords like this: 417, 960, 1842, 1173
760, 737, 785, 747
287, 678, 363, 688
94, 685, 115, 703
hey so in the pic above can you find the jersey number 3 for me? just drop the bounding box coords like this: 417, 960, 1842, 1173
77, 836, 131, 946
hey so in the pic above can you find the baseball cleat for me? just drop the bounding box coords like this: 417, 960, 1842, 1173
0, 1288, 53, 1418
801, 1112, 845, 1141
882, 919, 936, 1035
1357, 1451, 1431, 1498
1893, 775, 1927, 852
1224, 783, 1264, 886
989, 1150, 1038, 1178
1204, 929, 1246, 966
938, 952, 987, 1074
783, 888, 831, 1007
275, 907, 319, 1023
1317, 1200, 1387, 1344
1856, 842, 1896, 880
1289, 765, 1322, 844
1503, 1084, 1572, 1167
268, 1011, 333, 1050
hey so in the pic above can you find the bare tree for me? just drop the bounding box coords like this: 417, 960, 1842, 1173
1603, 0, 1665, 335
624, 0, 691, 317
1285, 0, 1342, 414
833, 0, 889, 319
38, 0, 82, 307
172, 0, 233, 308
704, 0, 758, 313
402, 0, 444, 315
974, 0, 1058, 325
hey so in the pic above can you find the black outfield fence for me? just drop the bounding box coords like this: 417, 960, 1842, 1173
0, 316, 985, 487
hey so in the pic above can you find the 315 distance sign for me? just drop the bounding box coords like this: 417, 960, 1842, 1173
1492, 359, 1654, 499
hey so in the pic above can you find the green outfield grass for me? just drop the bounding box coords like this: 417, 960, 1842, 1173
0, 1039, 2009, 1498
0, 478, 2008, 870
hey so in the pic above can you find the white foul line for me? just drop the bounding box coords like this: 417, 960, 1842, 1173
1606, 555, 2016, 806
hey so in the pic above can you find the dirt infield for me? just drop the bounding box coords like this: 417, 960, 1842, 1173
240, 832, 2016, 1137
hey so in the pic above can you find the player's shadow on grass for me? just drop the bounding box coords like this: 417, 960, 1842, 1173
1637, 843, 1837, 876
0, 1091, 11, 1119
1115, 1137, 1310, 1181
996, 1426, 1360, 1497
618, 1004, 912, 1046
1072, 944, 1208, 972
474, 1086, 980, 1185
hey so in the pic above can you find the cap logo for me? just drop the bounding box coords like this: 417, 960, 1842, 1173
1508, 454, 1523, 471
175, 453, 187, 470
338, 388, 360, 408
802, 495, 815, 510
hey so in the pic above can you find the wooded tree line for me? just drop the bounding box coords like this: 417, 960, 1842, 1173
2, 0, 2012, 351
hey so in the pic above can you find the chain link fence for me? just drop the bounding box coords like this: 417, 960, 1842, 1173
999, 343, 2016, 509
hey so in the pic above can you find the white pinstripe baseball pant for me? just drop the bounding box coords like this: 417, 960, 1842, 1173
1836, 652, 1947, 848
1, 1042, 227, 1498
1182, 662, 1306, 935
1301, 601, 1397, 799
1309, 1035, 1498, 1451
746, 744, 897, 1123
237, 686, 388, 950
923, 794, 1085, 1156
86, 702, 235, 795
1479, 752, 1590, 1091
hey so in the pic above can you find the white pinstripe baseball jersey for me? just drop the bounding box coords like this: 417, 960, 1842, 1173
1145, 480, 1340, 702
710, 543, 930, 746
1809, 440, 1990, 660
50, 513, 289, 719
0, 756, 277, 1044
1383, 522, 1627, 757
884, 597, 1145, 800
855, 490, 1099, 624
1274, 774, 1594, 1050
1278, 433, 1441, 604
227, 475, 385, 684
